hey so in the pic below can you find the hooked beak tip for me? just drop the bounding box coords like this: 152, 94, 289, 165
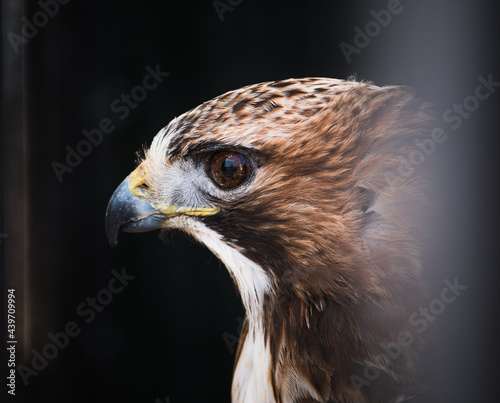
105, 177, 165, 246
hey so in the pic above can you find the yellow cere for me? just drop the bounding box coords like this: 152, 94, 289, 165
128, 167, 149, 198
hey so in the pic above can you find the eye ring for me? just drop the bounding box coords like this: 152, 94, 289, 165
208, 150, 250, 189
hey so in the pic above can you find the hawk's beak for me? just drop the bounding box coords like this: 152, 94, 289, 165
105, 167, 219, 246
105, 175, 166, 247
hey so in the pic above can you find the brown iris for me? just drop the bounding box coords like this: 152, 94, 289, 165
209, 151, 250, 188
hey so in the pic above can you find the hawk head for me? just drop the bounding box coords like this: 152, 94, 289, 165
106, 78, 433, 402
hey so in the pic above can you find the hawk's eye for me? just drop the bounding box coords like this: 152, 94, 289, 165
209, 151, 250, 189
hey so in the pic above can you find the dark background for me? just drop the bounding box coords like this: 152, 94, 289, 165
1, 0, 499, 402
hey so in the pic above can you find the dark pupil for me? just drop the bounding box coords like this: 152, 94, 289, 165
222, 158, 236, 177
210, 151, 249, 189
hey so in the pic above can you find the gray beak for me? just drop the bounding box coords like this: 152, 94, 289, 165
105, 177, 165, 246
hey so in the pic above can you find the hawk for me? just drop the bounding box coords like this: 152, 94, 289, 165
105, 78, 433, 402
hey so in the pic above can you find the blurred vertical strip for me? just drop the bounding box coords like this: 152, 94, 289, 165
2, 0, 31, 360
